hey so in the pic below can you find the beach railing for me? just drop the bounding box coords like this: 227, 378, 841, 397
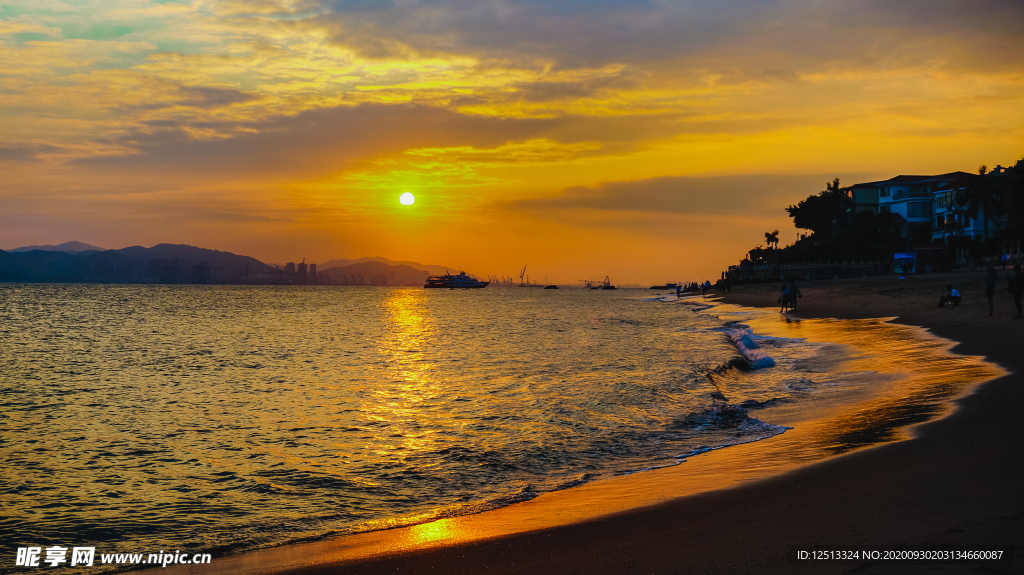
730, 260, 886, 281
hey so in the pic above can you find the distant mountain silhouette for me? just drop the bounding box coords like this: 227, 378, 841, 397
318, 256, 458, 276
321, 261, 430, 286
116, 243, 272, 277
11, 240, 107, 253
0, 243, 271, 283
0, 242, 469, 285
0, 248, 136, 282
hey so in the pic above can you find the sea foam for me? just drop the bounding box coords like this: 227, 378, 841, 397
727, 328, 776, 369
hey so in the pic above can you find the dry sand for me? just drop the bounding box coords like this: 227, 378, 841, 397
196, 272, 1024, 574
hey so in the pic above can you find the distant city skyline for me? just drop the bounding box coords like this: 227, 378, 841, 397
2, 0, 1022, 284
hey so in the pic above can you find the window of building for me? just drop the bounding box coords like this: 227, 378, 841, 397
854, 188, 879, 204
908, 202, 932, 218
908, 222, 932, 242
879, 186, 889, 198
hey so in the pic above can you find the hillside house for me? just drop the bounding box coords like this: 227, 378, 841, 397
851, 170, 1003, 243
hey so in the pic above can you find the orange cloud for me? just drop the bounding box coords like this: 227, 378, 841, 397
2, 0, 1023, 281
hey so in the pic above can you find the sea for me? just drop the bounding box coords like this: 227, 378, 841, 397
0, 284, 999, 572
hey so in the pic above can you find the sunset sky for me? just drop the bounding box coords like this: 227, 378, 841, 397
2, 0, 1022, 284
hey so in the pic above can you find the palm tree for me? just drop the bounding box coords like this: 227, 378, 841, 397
765, 229, 780, 274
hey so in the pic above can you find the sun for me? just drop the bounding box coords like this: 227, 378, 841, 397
399, 192, 416, 206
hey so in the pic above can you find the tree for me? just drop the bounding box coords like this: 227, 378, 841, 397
746, 245, 771, 265
765, 229, 780, 273
785, 178, 852, 238
963, 165, 1002, 242
999, 157, 1024, 243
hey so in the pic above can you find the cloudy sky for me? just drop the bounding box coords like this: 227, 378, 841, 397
2, 0, 1022, 283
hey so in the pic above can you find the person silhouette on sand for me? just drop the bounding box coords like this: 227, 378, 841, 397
788, 280, 802, 310
1009, 265, 1024, 319
985, 265, 997, 317
938, 284, 961, 308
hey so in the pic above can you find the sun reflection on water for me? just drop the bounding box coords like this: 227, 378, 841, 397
408, 517, 461, 545
363, 289, 446, 459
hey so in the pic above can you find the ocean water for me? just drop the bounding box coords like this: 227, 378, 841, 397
0, 284, 984, 570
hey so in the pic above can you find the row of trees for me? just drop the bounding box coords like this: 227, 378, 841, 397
741, 156, 1024, 270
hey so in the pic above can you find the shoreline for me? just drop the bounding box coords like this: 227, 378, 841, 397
167, 271, 1023, 574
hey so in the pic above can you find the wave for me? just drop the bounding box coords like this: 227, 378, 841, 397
726, 328, 776, 369
668, 403, 791, 452
737, 397, 788, 409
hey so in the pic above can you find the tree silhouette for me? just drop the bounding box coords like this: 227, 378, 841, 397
963, 165, 1002, 241
1003, 157, 1024, 242
786, 178, 851, 238
765, 229, 780, 273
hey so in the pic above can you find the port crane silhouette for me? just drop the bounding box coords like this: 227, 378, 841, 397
579, 276, 612, 289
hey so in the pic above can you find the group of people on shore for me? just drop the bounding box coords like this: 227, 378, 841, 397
940, 264, 1024, 318
778, 280, 802, 312
674, 279, 732, 297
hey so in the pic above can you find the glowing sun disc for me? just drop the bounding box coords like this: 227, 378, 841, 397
399, 192, 416, 205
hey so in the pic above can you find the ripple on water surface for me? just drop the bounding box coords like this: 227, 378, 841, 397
0, 285, 1000, 572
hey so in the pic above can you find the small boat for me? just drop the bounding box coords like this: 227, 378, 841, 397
544, 284, 559, 289
424, 271, 489, 289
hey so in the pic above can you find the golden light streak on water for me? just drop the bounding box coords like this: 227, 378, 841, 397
373, 289, 446, 457
408, 518, 461, 545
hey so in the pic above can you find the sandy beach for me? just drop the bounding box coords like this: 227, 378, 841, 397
176, 272, 1023, 575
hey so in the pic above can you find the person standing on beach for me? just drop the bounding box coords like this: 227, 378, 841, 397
1009, 265, 1024, 319
788, 280, 802, 310
985, 265, 998, 317
779, 284, 789, 312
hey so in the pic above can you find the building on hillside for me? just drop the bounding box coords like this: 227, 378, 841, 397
851, 181, 880, 215
850, 170, 1002, 243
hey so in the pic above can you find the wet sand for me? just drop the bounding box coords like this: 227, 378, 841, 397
175, 272, 1024, 574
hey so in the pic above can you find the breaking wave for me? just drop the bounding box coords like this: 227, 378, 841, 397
727, 328, 776, 369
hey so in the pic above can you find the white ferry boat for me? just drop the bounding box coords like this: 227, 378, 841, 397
423, 271, 490, 289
